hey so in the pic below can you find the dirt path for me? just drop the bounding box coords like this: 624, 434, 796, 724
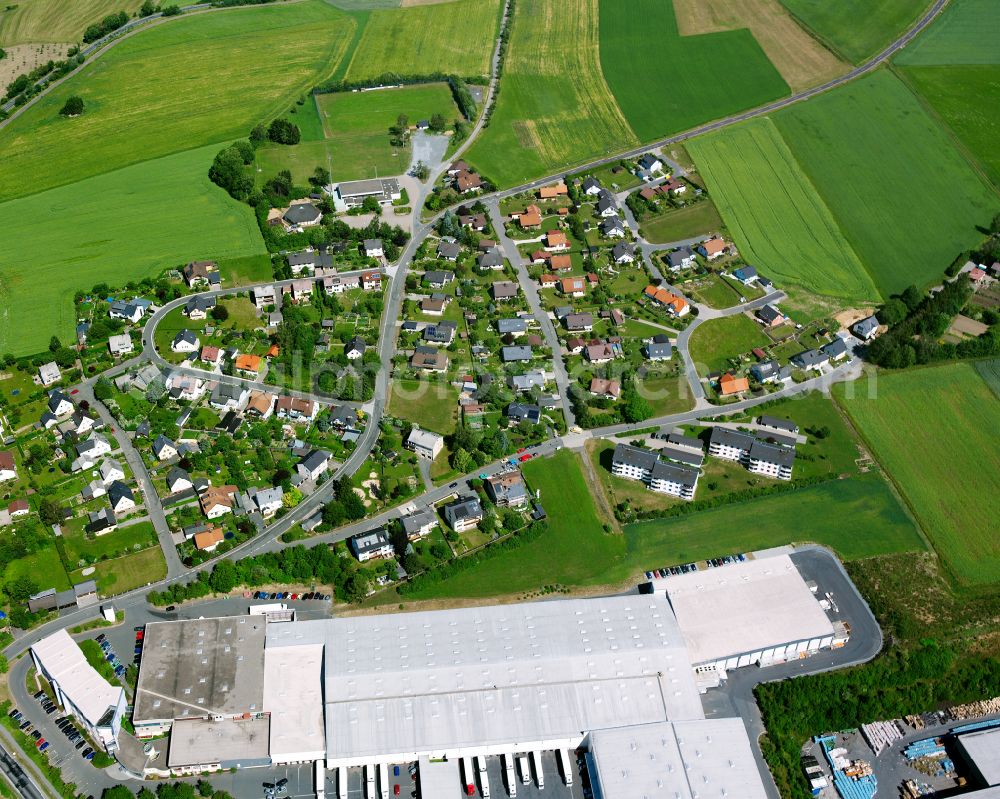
575, 443, 618, 532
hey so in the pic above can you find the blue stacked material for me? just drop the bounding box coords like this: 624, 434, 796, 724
816, 735, 878, 799
953, 718, 1000, 734
904, 739, 945, 760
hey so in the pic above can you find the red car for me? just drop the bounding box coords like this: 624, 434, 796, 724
393, 787, 400, 797
36, 738, 46, 748
291, 594, 298, 600
516, 447, 526, 453
519, 454, 531, 462
70, 389, 79, 395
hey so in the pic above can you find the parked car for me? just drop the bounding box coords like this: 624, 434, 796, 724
39, 741, 49, 751
30, 730, 41, 740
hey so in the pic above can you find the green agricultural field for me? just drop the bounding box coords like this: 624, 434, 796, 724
264, 82, 459, 183
779, 0, 931, 63
688, 314, 770, 374
900, 66, 1000, 187
0, 145, 265, 356
598, 0, 789, 142
689, 119, 878, 303
894, 0, 1000, 65
344, 0, 501, 80
624, 473, 924, 566
774, 70, 1000, 297
464, 0, 638, 187
409, 449, 628, 599
388, 377, 459, 435
835, 362, 1000, 585
640, 202, 724, 244
0, 0, 355, 201
975, 358, 1000, 399
0, 0, 143, 45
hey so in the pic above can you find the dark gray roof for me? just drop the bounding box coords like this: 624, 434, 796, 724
612, 242, 635, 260
401, 509, 437, 536
299, 449, 331, 472
821, 338, 848, 359
153, 435, 176, 455
708, 427, 755, 451
747, 440, 795, 469
646, 341, 672, 359
853, 315, 879, 335
638, 153, 661, 170
757, 415, 798, 434
666, 432, 702, 451
667, 248, 693, 267
597, 193, 617, 213
791, 349, 827, 368
363, 238, 383, 250
173, 329, 198, 346
185, 295, 216, 314
437, 241, 461, 259
491, 281, 519, 299
444, 497, 483, 526
502, 345, 533, 362
564, 312, 593, 330
108, 480, 134, 507
756, 304, 782, 324
751, 360, 780, 380
288, 250, 316, 267
478, 249, 504, 268
659, 446, 703, 468
350, 528, 392, 556
346, 336, 367, 355
734, 265, 758, 280
507, 403, 541, 424
601, 217, 625, 233
612, 443, 657, 472
283, 203, 321, 225
582, 177, 601, 192
166, 466, 191, 488
651, 459, 699, 487
423, 321, 457, 343
423, 270, 455, 285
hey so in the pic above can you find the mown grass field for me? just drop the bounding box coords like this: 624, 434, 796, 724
835, 363, 1000, 585
344, 0, 501, 80
975, 358, 1000, 399
774, 70, 1000, 297
688, 313, 770, 375
70, 545, 167, 594
388, 377, 459, 435
673, 0, 847, 92
0, 145, 266, 355
409, 449, 627, 599
598, 0, 789, 143
900, 66, 1000, 188
689, 118, 878, 303
640, 201, 723, 244
624, 473, 924, 566
0, 0, 144, 45
778, 0, 931, 63
464, 0, 638, 187
263, 83, 460, 182
0, 1, 356, 201
894, 0, 1000, 65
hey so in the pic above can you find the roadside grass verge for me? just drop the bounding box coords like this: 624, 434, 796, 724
834, 362, 1000, 585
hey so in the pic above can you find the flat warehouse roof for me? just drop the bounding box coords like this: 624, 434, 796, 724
267, 594, 704, 760
663, 554, 834, 665
133, 616, 266, 723
327, 676, 678, 761
167, 716, 270, 768
264, 643, 326, 761
958, 728, 1000, 786
588, 718, 769, 799
30, 630, 124, 728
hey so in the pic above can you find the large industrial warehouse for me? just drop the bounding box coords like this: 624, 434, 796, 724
114, 552, 843, 796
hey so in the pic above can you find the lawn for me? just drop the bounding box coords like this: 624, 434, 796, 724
62, 521, 158, 567
634, 373, 696, 417
900, 66, 1000, 188
834, 362, 1000, 586
217, 254, 274, 287
598, 0, 789, 143
689, 274, 750, 309
0, 0, 144, 45
623, 473, 924, 566
387, 377, 459, 435
773, 70, 1000, 296
408, 449, 629, 599
79, 639, 118, 684
70, 545, 167, 595
2, 546, 70, 592
640, 201, 724, 244
463, 0, 638, 187
688, 118, 878, 303
344, 0, 501, 80
0, 145, 265, 356
778, 0, 932, 63
0, 0, 356, 201
274, 83, 461, 183
894, 0, 1000, 66
687, 313, 770, 374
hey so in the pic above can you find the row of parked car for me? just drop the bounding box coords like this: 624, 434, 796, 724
644, 553, 747, 581
251, 591, 331, 601
95, 632, 128, 678
8, 692, 95, 760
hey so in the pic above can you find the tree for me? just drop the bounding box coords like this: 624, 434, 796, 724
267, 118, 300, 145
429, 113, 447, 132
361, 195, 381, 215
197, 780, 213, 797
39, 498, 63, 526
210, 559, 237, 594
621, 380, 652, 424
6, 574, 38, 602
310, 166, 330, 189
412, 161, 429, 181
396, 113, 408, 131
101, 787, 136, 799
94, 376, 113, 400
49, 335, 61, 352
139, 0, 157, 15
210, 304, 229, 322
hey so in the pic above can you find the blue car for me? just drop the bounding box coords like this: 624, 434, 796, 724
84, 751, 95, 760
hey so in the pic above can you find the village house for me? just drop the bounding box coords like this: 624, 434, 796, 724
698, 238, 728, 260
436, 241, 461, 262
283, 201, 322, 229
0, 451, 16, 482
719, 372, 750, 396
363, 239, 384, 259
275, 395, 318, 421
401, 509, 438, 541
478, 248, 505, 270
253, 285, 277, 310
193, 527, 225, 552
564, 312, 594, 332
183, 260, 219, 287
171, 330, 199, 353
852, 315, 880, 341
589, 378, 621, 400
559, 277, 587, 298
38, 362, 61, 387
411, 347, 449, 372
514, 204, 542, 230
108, 334, 133, 357
361, 270, 383, 291
544, 230, 569, 251
245, 390, 275, 419
485, 471, 529, 508
666, 247, 695, 271
349, 529, 394, 563
444, 497, 484, 532
200, 485, 237, 519
538, 183, 569, 200
424, 270, 455, 289
491, 281, 520, 301
406, 428, 444, 460
612, 242, 636, 264
644, 285, 689, 316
